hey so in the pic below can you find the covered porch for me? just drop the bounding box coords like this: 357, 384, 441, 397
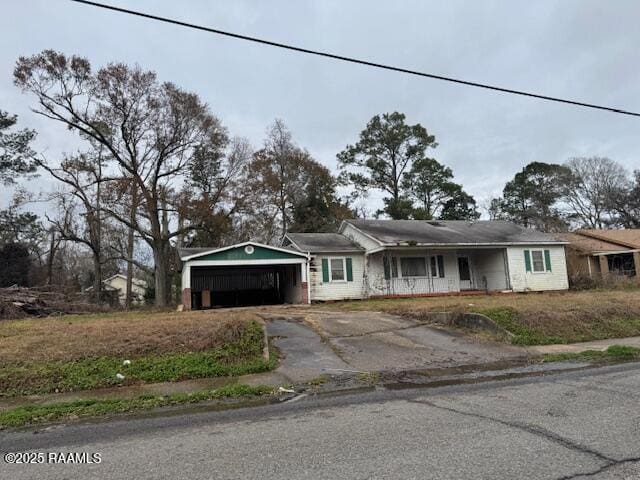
365, 247, 510, 297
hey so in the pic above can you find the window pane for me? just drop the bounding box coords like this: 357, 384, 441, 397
401, 257, 427, 277
330, 258, 345, 280
532, 250, 544, 272
391, 257, 398, 278
430, 256, 437, 277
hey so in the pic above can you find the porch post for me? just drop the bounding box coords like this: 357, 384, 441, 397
599, 255, 609, 280
181, 263, 192, 311
300, 261, 310, 304
633, 252, 640, 277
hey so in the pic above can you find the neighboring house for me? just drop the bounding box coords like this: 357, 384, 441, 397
86, 274, 147, 306
558, 229, 640, 281
179, 220, 569, 309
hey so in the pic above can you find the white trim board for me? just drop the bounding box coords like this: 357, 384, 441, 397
185, 258, 308, 267
181, 241, 309, 261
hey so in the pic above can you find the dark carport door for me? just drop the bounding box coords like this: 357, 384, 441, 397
191, 265, 285, 307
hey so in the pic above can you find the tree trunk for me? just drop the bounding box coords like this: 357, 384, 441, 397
125, 182, 137, 309
153, 243, 169, 307
92, 251, 102, 304
46, 228, 57, 285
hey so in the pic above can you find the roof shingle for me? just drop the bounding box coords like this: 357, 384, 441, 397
343, 219, 565, 245
285, 233, 364, 252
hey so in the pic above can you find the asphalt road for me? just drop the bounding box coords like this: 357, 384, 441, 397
3, 363, 640, 479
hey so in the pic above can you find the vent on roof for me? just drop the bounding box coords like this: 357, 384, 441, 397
426, 221, 444, 227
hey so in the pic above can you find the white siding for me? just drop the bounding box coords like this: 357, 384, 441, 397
340, 223, 381, 252
310, 253, 366, 301
105, 276, 146, 305
507, 246, 569, 292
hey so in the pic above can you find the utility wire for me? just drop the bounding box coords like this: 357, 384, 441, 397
70, 0, 640, 118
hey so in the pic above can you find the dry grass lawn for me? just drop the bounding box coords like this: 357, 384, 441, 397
323, 288, 640, 344
0, 309, 261, 364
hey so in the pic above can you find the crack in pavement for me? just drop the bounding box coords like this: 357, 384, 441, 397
328, 323, 428, 339
408, 398, 611, 456
554, 456, 640, 479
409, 398, 640, 479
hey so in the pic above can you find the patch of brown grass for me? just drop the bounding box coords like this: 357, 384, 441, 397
0, 309, 261, 364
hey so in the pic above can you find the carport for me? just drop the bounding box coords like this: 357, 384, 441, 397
179, 242, 310, 309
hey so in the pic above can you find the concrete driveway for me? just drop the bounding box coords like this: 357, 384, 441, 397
262, 309, 526, 382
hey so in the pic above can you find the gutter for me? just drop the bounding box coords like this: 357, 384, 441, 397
366, 242, 569, 254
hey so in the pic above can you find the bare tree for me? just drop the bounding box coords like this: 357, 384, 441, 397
42, 150, 109, 302
607, 169, 640, 228
15, 50, 228, 306
247, 120, 318, 241
564, 157, 628, 229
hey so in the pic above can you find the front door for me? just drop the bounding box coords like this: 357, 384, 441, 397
458, 257, 473, 290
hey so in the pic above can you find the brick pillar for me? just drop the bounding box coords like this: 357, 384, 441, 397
202, 289, 211, 308
182, 288, 192, 311
300, 282, 309, 304
599, 255, 609, 280
633, 252, 640, 277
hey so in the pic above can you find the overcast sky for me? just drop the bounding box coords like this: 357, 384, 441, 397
1, 0, 639, 216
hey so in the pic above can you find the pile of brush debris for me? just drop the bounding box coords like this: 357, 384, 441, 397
0, 286, 108, 319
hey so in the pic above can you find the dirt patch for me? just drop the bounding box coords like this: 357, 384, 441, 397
0, 309, 262, 363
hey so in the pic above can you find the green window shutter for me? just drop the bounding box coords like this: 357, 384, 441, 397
544, 249, 552, 272
524, 250, 532, 272
437, 255, 445, 278
346, 258, 353, 281
321, 258, 329, 282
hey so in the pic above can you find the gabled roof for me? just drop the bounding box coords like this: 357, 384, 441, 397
556, 232, 632, 254
284, 233, 364, 253
341, 219, 566, 246
179, 241, 308, 261
575, 229, 640, 250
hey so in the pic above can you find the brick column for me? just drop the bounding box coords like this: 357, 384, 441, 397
599, 255, 609, 280
633, 252, 640, 277
300, 282, 309, 304
182, 288, 192, 311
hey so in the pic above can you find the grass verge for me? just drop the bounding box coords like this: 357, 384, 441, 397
0, 384, 273, 428
0, 321, 275, 397
542, 345, 640, 363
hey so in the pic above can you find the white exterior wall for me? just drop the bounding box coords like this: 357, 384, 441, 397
310, 253, 366, 301
105, 276, 146, 305
507, 246, 569, 292
466, 249, 509, 291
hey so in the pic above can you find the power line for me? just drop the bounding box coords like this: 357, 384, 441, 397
70, 0, 640, 118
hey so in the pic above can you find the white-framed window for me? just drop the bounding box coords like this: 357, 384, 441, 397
400, 257, 427, 277
531, 250, 545, 273
329, 257, 346, 282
